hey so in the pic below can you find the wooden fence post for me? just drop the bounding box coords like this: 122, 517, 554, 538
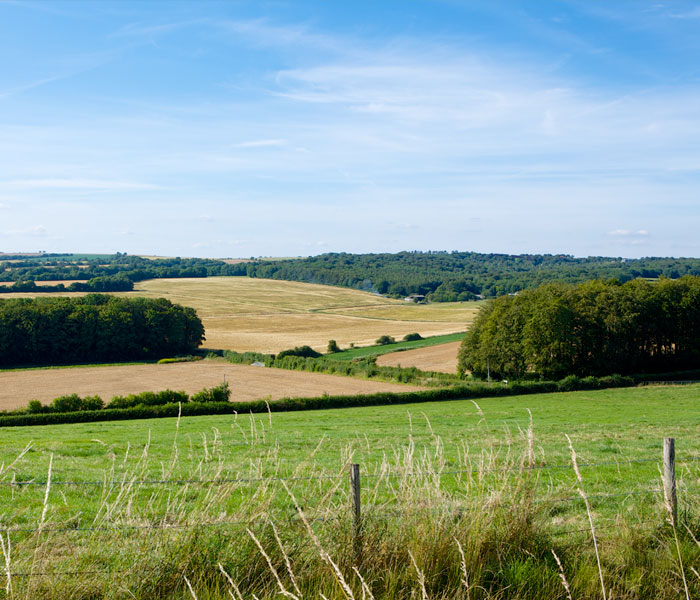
663, 438, 677, 526
350, 463, 362, 563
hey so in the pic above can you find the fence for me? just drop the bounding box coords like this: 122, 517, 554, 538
0, 438, 691, 580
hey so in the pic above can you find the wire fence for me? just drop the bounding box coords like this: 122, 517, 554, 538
0, 439, 692, 581
4, 452, 691, 488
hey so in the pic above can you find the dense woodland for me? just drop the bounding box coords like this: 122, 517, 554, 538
0, 295, 204, 366
4, 251, 700, 300
458, 276, 700, 380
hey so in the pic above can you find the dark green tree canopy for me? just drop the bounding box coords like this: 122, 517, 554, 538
458, 277, 700, 380
0, 294, 204, 367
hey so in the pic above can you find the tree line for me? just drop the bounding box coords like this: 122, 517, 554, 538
5, 251, 700, 301
458, 276, 700, 380
0, 294, 204, 366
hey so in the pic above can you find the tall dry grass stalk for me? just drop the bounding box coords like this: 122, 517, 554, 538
0, 532, 12, 596
4, 414, 700, 600
566, 434, 606, 600
552, 549, 573, 600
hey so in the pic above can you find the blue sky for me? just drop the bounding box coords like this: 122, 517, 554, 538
1, 0, 700, 258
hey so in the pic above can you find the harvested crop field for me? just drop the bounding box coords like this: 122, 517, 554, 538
0, 279, 87, 286
376, 341, 461, 373
0, 360, 424, 410
0, 277, 477, 353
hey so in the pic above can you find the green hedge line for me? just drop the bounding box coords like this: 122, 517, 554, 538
0, 375, 635, 428
223, 350, 460, 386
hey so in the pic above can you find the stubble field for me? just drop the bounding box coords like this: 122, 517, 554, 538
376, 340, 462, 373
0, 359, 424, 411
120, 278, 479, 352
0, 277, 478, 353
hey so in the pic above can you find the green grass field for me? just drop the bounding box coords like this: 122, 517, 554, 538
3, 384, 700, 599
327, 332, 465, 361
3, 384, 698, 506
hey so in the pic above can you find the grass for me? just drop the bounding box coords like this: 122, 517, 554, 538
2, 384, 700, 598
328, 332, 465, 361
0, 277, 477, 353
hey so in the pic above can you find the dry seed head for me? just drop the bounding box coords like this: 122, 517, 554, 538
551, 550, 573, 600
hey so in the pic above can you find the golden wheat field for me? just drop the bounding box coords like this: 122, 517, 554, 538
376, 341, 462, 373
119, 278, 477, 352
0, 277, 479, 352
0, 359, 424, 410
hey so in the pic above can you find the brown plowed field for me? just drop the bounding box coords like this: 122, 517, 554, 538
376, 341, 461, 374
0, 360, 424, 410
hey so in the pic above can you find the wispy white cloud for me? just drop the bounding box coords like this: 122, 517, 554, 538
109, 19, 205, 39
2, 225, 49, 237
6, 179, 163, 191
218, 19, 343, 54
0, 75, 64, 100
668, 7, 700, 19
608, 229, 650, 237
233, 139, 287, 148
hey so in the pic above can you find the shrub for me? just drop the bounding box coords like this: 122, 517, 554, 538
557, 375, 582, 392
107, 389, 188, 409
27, 399, 44, 414
81, 395, 104, 411
327, 339, 340, 353
191, 382, 231, 403
276, 345, 322, 359
376, 335, 396, 345
403, 333, 423, 342
52, 394, 83, 413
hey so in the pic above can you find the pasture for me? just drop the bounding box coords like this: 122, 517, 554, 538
0, 277, 479, 353
1, 385, 699, 598
0, 359, 423, 411
376, 340, 462, 373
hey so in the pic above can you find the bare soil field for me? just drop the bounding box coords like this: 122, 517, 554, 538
376, 341, 462, 373
0, 360, 424, 410
0, 277, 480, 353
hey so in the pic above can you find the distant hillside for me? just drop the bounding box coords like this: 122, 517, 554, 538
248, 251, 700, 300
3, 251, 700, 301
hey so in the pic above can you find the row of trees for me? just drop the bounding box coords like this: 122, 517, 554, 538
0, 294, 204, 366
458, 277, 700, 379
0, 274, 134, 294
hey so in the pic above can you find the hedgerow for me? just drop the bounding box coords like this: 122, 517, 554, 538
0, 375, 635, 428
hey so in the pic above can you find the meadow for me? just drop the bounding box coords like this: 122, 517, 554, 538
1, 384, 699, 598
328, 332, 464, 362
0, 277, 478, 353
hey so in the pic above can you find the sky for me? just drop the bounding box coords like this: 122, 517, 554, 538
1, 1, 700, 259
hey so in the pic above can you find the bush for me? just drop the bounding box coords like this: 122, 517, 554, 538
376, 335, 396, 345
82, 395, 104, 411
191, 382, 230, 403
52, 394, 83, 413
107, 389, 188, 409
27, 399, 44, 414
403, 333, 423, 342
557, 375, 582, 392
276, 345, 321, 359
327, 340, 340, 353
